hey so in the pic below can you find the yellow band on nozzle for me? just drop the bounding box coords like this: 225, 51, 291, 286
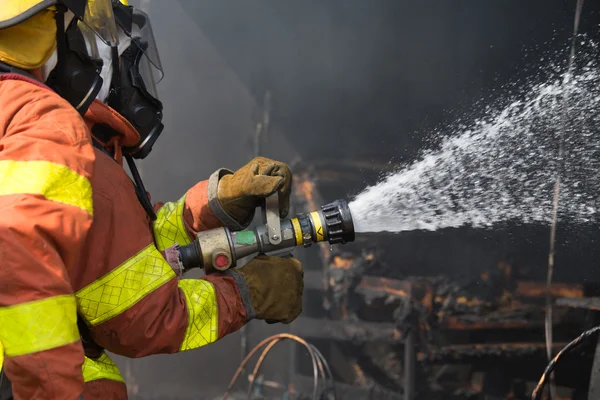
290, 217, 303, 246
309, 212, 325, 242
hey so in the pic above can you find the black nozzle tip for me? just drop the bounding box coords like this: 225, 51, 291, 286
321, 199, 355, 245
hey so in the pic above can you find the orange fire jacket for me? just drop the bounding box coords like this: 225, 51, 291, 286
0, 74, 248, 400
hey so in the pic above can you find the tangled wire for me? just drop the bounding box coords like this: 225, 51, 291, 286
223, 333, 335, 400
532, 325, 600, 400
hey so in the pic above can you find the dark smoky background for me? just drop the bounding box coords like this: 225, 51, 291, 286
118, 1, 600, 398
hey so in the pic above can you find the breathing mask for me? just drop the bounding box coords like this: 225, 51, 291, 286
40, 0, 120, 115
97, 3, 164, 160
117, 9, 164, 160
44, 15, 104, 115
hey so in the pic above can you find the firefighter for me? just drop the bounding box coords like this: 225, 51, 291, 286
0, 1, 304, 399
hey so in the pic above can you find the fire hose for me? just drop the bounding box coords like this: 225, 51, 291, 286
177, 194, 355, 273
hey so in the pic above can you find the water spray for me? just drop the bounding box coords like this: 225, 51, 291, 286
178, 194, 355, 273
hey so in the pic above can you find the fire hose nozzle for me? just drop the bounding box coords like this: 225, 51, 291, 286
178, 198, 355, 274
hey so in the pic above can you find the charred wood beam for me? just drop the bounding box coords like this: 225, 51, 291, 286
423, 342, 569, 363
441, 316, 534, 330
356, 276, 433, 310
517, 281, 584, 298
309, 273, 434, 308
556, 296, 600, 310
334, 275, 584, 307
292, 317, 401, 344
310, 272, 586, 327
321, 275, 584, 304
425, 342, 595, 391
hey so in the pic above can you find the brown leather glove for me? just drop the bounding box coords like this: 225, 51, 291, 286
217, 157, 292, 228
229, 255, 303, 324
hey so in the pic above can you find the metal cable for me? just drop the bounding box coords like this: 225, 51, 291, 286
309, 344, 336, 393
246, 335, 322, 400
224, 336, 285, 399
224, 333, 323, 400
532, 325, 600, 400
307, 345, 327, 386
247, 338, 283, 399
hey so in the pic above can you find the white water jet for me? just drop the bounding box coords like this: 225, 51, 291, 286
349, 39, 600, 233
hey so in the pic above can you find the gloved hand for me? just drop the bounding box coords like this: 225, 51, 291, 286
217, 157, 292, 227
232, 255, 303, 324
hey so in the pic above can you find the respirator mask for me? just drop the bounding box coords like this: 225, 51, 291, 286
43, 8, 110, 115
108, 4, 164, 159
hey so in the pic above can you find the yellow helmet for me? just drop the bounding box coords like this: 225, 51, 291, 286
0, 0, 119, 69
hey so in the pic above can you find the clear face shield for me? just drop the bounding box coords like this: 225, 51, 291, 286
129, 9, 163, 100
85, 4, 164, 160
80, 0, 120, 47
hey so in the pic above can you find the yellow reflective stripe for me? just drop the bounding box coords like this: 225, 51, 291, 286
178, 279, 218, 351
0, 295, 79, 357
76, 244, 176, 326
153, 194, 191, 251
0, 160, 93, 215
0, 341, 4, 373
82, 352, 125, 383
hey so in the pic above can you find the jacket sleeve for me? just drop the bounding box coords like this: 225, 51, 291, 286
82, 243, 249, 357
84, 188, 250, 357
0, 78, 93, 399
152, 168, 241, 251
76, 164, 248, 356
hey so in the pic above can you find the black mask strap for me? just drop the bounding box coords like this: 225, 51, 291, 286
54, 5, 67, 82
108, 46, 122, 111
125, 154, 157, 221
91, 123, 157, 221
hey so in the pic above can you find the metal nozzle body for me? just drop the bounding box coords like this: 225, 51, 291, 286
178, 198, 355, 273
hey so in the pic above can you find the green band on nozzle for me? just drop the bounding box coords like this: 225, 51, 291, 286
235, 230, 256, 245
